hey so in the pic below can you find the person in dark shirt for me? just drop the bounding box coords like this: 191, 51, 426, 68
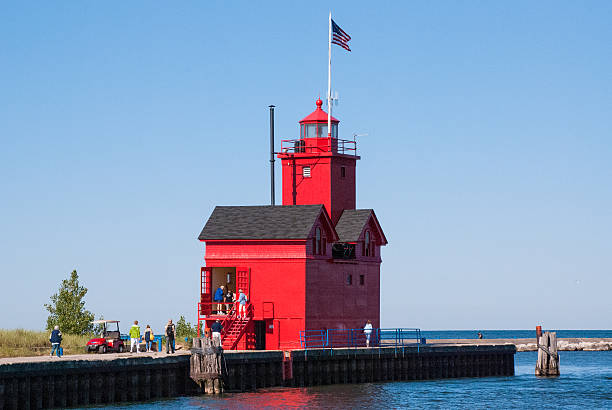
165, 319, 176, 354
49, 326, 62, 357
224, 286, 234, 314
211, 319, 223, 345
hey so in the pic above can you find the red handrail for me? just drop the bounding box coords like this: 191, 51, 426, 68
280, 137, 357, 156
226, 303, 254, 350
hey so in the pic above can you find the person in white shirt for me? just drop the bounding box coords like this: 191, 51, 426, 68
364, 320, 373, 347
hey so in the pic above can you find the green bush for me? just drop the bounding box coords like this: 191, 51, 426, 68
175, 315, 198, 343
44, 270, 94, 335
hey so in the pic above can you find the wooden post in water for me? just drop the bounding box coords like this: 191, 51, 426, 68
535, 328, 560, 377
190, 337, 224, 394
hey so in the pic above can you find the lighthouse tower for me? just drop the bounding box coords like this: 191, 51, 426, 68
278, 98, 359, 224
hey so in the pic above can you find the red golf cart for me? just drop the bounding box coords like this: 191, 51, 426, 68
87, 320, 125, 353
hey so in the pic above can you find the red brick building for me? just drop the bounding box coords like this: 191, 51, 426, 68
197, 98, 387, 350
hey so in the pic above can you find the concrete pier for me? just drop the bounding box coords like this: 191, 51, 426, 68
0, 344, 515, 409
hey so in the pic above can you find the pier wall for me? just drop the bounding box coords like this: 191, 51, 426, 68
0, 345, 515, 409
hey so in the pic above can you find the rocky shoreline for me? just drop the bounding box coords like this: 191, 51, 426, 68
431, 338, 612, 352
515, 339, 612, 352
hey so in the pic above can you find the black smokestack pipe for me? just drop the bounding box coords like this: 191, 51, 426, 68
269, 105, 276, 206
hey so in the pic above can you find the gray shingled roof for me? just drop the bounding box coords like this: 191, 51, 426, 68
198, 205, 325, 240
335, 209, 375, 242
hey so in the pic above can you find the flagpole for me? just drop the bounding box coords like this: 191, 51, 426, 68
327, 11, 332, 137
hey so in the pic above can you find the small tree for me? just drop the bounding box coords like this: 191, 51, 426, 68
45, 270, 94, 335
176, 315, 197, 341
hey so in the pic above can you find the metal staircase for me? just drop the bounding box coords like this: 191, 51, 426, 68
220, 303, 253, 350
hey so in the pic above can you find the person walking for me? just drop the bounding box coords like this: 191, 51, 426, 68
49, 325, 62, 357
237, 289, 248, 319
144, 325, 154, 352
165, 319, 176, 354
211, 319, 223, 345
129, 321, 141, 353
214, 285, 225, 314
364, 320, 373, 348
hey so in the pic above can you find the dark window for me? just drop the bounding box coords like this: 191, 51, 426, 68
347, 274, 352, 285
360, 274, 365, 285
364, 231, 371, 257
315, 227, 321, 255
341, 166, 346, 178
332, 243, 356, 259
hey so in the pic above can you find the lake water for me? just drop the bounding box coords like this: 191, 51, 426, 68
108, 350, 612, 409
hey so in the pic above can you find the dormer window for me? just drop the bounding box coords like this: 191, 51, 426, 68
313, 227, 327, 256
363, 231, 375, 257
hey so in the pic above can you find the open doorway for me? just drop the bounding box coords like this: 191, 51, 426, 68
211, 267, 236, 295
254, 321, 266, 350
199, 266, 250, 320
210, 267, 236, 315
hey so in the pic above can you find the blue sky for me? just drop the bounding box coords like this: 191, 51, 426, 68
1, 1, 610, 332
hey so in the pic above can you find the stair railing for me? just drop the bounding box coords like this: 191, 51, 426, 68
226, 303, 254, 350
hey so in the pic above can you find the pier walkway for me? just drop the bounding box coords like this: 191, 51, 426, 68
0, 343, 516, 409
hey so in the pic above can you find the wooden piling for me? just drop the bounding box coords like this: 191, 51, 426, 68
536, 331, 560, 377
189, 337, 224, 394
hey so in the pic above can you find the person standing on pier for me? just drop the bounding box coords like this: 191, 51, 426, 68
129, 321, 141, 353
364, 320, 373, 347
49, 325, 62, 357
144, 325, 154, 352
165, 319, 176, 354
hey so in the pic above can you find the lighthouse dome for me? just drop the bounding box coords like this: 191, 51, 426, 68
299, 98, 339, 139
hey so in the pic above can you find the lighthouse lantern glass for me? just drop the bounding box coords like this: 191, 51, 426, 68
302, 123, 338, 139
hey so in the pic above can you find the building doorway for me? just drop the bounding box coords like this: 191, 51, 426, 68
211, 267, 236, 295
254, 321, 266, 350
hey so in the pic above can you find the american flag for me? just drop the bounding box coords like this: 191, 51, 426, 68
331, 19, 351, 52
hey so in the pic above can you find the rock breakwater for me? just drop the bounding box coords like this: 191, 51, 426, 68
515, 340, 612, 352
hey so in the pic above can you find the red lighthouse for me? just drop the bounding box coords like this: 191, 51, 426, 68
197, 99, 387, 350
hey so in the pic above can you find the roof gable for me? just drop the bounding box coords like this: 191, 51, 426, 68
198, 205, 338, 241
308, 208, 339, 242
335, 209, 388, 245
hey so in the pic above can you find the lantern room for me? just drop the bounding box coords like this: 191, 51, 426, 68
299, 98, 339, 138
278, 98, 359, 224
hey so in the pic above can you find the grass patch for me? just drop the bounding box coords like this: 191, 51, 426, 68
0, 329, 91, 358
